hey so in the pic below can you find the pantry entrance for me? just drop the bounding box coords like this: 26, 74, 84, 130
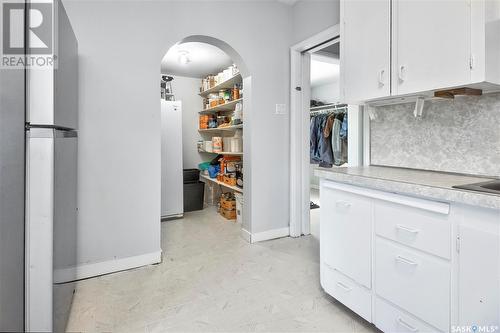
159, 35, 253, 243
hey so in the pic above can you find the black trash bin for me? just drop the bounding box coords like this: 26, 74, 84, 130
183, 168, 200, 183
183, 169, 204, 212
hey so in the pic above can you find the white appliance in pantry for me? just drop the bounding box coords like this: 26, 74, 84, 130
0, 0, 78, 331
160, 100, 184, 218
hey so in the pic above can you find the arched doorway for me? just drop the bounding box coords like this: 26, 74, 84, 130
159, 35, 253, 247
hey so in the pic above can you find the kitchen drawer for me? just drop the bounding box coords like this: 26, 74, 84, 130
375, 297, 443, 333
321, 263, 372, 322
320, 182, 372, 288
374, 199, 451, 259
375, 238, 450, 331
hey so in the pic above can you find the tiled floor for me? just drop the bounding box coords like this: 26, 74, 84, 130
66, 205, 378, 332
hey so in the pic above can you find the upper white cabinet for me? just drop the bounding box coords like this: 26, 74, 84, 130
341, 0, 500, 104
340, 0, 391, 102
393, 0, 471, 95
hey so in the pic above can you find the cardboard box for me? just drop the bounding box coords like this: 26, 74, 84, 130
220, 197, 236, 210
223, 175, 237, 186
221, 207, 236, 220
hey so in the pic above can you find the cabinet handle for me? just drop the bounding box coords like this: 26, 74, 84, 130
378, 69, 386, 86
335, 201, 351, 209
399, 65, 407, 82
396, 224, 419, 234
336, 281, 352, 292
395, 255, 418, 266
396, 317, 419, 332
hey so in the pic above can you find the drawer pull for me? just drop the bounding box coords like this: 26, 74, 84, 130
396, 224, 420, 234
335, 201, 351, 209
396, 317, 419, 332
336, 281, 352, 292
395, 255, 418, 266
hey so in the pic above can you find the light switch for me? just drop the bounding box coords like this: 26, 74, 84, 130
275, 104, 286, 115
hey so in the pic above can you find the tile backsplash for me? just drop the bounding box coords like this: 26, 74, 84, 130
370, 92, 500, 177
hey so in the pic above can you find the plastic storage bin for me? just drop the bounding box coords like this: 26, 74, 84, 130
183, 169, 200, 183
183, 169, 204, 212
183, 182, 204, 212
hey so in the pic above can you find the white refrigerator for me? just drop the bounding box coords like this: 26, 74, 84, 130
161, 100, 184, 219
0, 0, 78, 331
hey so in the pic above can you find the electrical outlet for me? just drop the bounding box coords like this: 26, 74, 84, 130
275, 104, 286, 115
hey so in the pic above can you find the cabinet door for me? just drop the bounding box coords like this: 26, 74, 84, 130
393, 0, 471, 95
458, 206, 500, 328
320, 183, 372, 288
340, 0, 391, 103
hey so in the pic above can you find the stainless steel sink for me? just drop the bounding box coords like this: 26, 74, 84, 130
453, 180, 500, 195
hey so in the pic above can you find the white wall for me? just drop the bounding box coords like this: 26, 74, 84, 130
311, 82, 340, 104
170, 76, 204, 170
291, 0, 340, 44
63, 0, 292, 271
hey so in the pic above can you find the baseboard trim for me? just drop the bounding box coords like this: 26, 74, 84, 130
240, 228, 252, 243
54, 250, 162, 283
251, 227, 290, 243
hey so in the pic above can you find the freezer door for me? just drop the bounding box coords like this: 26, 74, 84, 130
27, 0, 78, 129
0, 67, 26, 330
25, 129, 77, 332
161, 100, 183, 218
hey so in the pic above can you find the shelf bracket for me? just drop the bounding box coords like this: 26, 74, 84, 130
413, 97, 425, 119
366, 105, 378, 120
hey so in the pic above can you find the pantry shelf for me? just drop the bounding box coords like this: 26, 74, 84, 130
200, 174, 243, 193
199, 73, 242, 97
198, 124, 243, 132
199, 98, 243, 114
198, 150, 243, 156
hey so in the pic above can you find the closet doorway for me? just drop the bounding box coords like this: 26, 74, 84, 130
289, 26, 363, 239
308, 40, 345, 240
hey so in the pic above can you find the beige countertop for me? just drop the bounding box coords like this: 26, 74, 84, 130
314, 166, 500, 210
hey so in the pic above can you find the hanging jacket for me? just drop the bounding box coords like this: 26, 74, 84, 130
310, 116, 321, 163
332, 117, 343, 166
318, 115, 334, 167
323, 114, 335, 138
340, 115, 348, 140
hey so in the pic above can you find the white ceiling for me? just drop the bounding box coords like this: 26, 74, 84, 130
161, 42, 233, 78
310, 53, 340, 88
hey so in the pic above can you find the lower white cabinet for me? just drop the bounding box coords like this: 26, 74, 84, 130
321, 263, 372, 322
375, 238, 450, 331
457, 205, 500, 328
374, 200, 452, 259
375, 297, 442, 333
319, 180, 500, 333
320, 182, 372, 288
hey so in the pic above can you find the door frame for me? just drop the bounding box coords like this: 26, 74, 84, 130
290, 25, 340, 238
289, 25, 365, 237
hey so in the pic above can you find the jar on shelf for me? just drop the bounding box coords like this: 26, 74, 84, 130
232, 84, 240, 100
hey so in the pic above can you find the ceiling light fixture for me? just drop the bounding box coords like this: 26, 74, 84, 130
178, 50, 190, 65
